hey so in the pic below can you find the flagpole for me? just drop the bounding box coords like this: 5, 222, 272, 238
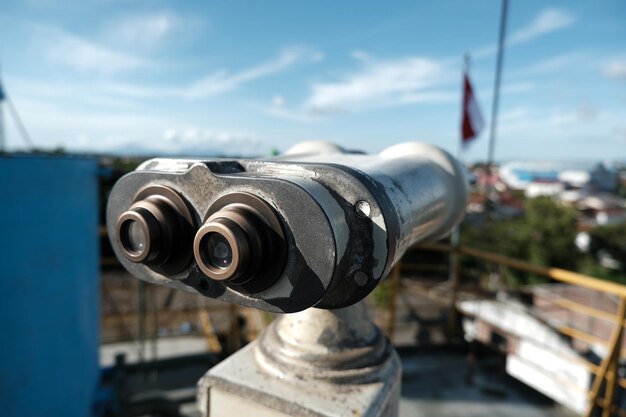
486, 0, 509, 204
448, 54, 471, 318
448, 52, 483, 338
458, 54, 471, 160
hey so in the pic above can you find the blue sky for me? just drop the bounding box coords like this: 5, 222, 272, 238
1, 0, 625, 161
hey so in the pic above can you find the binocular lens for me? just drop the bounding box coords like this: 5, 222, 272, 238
122, 220, 148, 254
205, 233, 233, 269
116, 189, 286, 291
114, 186, 194, 275
193, 193, 286, 292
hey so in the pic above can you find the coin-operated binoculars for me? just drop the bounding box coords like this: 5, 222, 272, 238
107, 141, 468, 417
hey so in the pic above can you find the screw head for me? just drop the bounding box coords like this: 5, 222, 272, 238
355, 200, 371, 218
353, 271, 368, 286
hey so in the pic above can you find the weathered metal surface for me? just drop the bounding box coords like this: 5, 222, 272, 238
107, 160, 339, 313
256, 303, 392, 383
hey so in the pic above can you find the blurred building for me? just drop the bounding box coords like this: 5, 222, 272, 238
576, 194, 626, 227
500, 161, 618, 192
524, 178, 564, 198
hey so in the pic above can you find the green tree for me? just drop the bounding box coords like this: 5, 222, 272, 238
461, 216, 531, 286
588, 223, 626, 267
525, 197, 579, 272
461, 197, 580, 285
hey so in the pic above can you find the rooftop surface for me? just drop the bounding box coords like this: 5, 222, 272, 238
102, 341, 575, 417
399, 349, 575, 417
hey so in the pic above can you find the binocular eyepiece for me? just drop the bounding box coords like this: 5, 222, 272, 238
193, 193, 286, 293
115, 186, 195, 276
116, 188, 286, 293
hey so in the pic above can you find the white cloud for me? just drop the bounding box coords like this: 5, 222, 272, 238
500, 107, 532, 124
265, 105, 319, 123
511, 52, 588, 77
509, 8, 576, 45
5, 45, 325, 130
103, 12, 178, 48
603, 59, 626, 81
76, 46, 322, 99
162, 127, 260, 149
42, 27, 148, 74
386, 90, 456, 106
265, 94, 321, 122
264, 49, 535, 121
473, 81, 534, 101
185, 47, 323, 98
474, 8, 576, 58
3, 97, 266, 155
577, 102, 598, 122
272, 95, 285, 107
612, 126, 626, 144
464, 104, 626, 161
351, 50, 374, 62
100, 82, 180, 98
498, 105, 624, 147
304, 55, 446, 113
500, 81, 535, 94
4, 76, 151, 109
3, 97, 169, 150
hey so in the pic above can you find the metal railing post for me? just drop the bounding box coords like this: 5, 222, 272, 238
585, 297, 626, 417
603, 359, 619, 417
198, 310, 223, 353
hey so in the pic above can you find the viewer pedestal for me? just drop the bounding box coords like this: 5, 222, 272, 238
198, 302, 401, 417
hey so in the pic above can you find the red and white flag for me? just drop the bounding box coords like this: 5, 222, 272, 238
461, 71, 484, 146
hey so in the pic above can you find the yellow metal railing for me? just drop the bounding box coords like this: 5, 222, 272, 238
398, 243, 626, 417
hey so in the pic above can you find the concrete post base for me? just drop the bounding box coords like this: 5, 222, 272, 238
197, 303, 402, 417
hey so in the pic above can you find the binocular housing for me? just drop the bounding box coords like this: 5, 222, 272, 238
107, 141, 468, 313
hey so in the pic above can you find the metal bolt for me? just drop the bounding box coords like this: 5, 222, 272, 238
353, 271, 368, 286
355, 200, 371, 218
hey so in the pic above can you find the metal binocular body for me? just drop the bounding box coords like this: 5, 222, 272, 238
107, 141, 468, 313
